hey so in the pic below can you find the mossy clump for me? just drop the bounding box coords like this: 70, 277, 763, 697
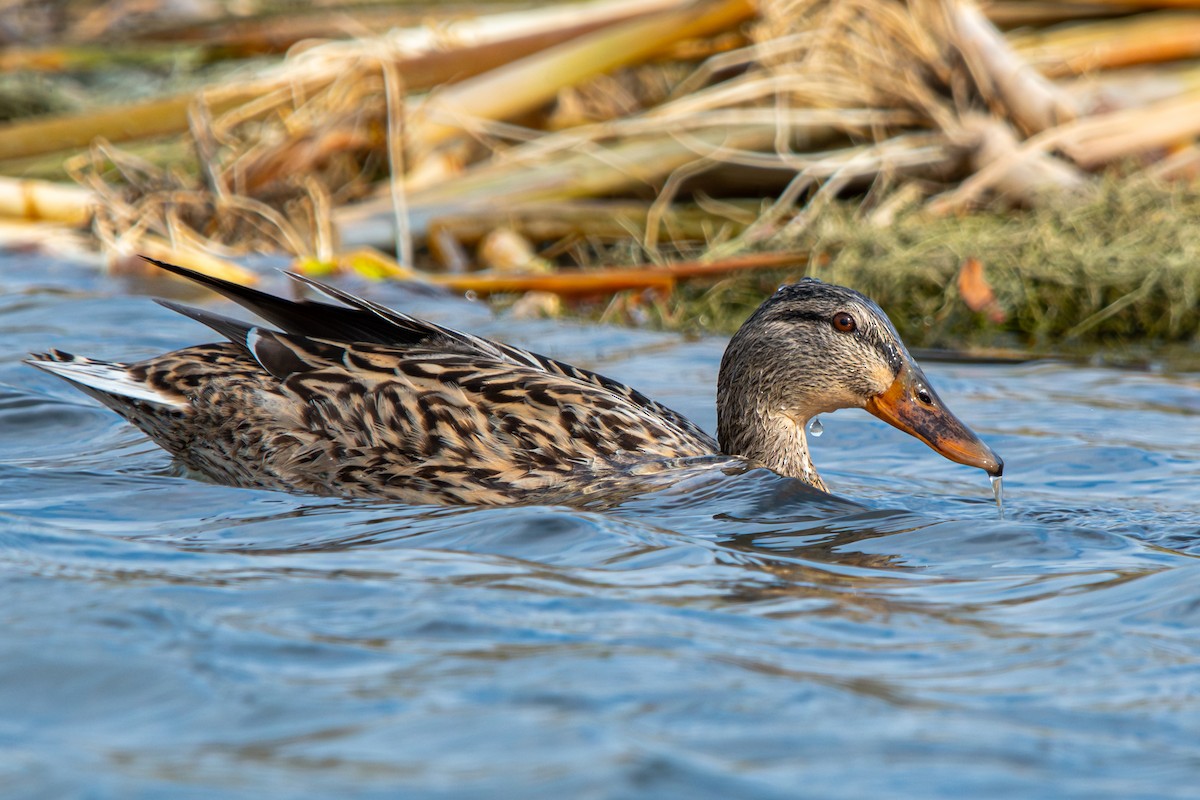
644, 177, 1200, 362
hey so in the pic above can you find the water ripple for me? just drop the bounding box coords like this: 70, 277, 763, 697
2, 256, 1198, 798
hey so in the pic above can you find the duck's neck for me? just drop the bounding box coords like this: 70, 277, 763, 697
718, 408, 828, 493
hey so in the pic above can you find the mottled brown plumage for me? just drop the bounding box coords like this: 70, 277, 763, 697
27, 260, 1001, 505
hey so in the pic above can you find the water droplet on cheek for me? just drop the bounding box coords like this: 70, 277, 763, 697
809, 417, 823, 437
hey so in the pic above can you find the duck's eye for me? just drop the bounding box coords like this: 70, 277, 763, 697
917, 387, 933, 405
832, 312, 857, 333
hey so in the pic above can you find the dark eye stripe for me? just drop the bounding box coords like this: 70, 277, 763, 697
775, 310, 827, 325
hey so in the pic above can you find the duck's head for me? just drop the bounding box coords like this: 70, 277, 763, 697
716, 278, 1001, 491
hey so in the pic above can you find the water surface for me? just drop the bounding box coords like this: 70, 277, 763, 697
2, 253, 1198, 798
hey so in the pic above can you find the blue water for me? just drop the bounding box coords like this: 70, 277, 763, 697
2, 253, 1199, 798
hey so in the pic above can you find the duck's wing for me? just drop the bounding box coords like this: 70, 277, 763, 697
285, 269, 715, 445
246, 328, 717, 450
239, 328, 719, 502
149, 258, 716, 448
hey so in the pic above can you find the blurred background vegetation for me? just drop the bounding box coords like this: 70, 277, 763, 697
1, 0, 1198, 365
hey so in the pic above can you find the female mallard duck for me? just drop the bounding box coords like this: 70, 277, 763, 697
28, 259, 1001, 505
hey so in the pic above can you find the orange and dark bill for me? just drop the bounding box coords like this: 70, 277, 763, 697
865, 364, 1003, 476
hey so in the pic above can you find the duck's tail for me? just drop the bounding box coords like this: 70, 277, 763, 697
26, 350, 189, 415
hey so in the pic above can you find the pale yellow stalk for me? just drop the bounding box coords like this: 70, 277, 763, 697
0, 0, 691, 163
1010, 11, 1200, 78
0, 176, 94, 225
933, 90, 1200, 211
950, 0, 1078, 133
408, 0, 756, 152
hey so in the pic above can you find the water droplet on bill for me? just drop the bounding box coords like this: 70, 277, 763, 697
990, 474, 1004, 519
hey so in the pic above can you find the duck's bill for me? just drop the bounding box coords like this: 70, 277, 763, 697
865, 366, 1003, 476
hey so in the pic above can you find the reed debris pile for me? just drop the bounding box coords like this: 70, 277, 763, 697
2, 0, 1199, 351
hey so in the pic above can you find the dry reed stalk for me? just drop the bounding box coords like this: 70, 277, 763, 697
941, 113, 1089, 210
440, 250, 810, 296
326, 247, 807, 297
0, 0, 681, 163
982, 2, 1141, 28
119, 5, 448, 54
407, 0, 756, 153
295, 0, 693, 63
0, 43, 209, 73
1010, 11, 1200, 78
0, 177, 94, 226
52, 0, 1200, 276
1148, 144, 1200, 180
348, 123, 962, 251
336, 0, 1065, 248
948, 0, 1078, 133
932, 90, 1200, 211
477, 108, 919, 190
339, 124, 786, 247
0, 84, 271, 163
1062, 61, 1200, 112
120, 235, 260, 284
217, 65, 385, 194
60, 59, 395, 263
545, 63, 696, 130
45, 0, 737, 270
426, 199, 759, 244
0, 220, 94, 257
233, 129, 376, 196
1012, 0, 1200, 7
1056, 90, 1200, 167
476, 228, 555, 273
385, 0, 1011, 237
69, 135, 322, 262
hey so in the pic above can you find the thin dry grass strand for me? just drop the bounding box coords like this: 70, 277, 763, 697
303, 177, 336, 263
188, 100, 230, 202
378, 52, 413, 268
645, 157, 721, 253
667, 31, 818, 99
1062, 267, 1163, 340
